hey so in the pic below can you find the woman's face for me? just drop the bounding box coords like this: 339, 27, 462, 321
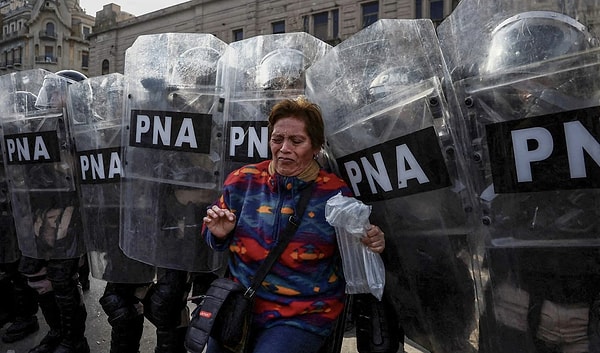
270, 116, 320, 177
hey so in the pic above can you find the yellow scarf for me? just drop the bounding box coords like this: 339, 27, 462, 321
268, 159, 320, 182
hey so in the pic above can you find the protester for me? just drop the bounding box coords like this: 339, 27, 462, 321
202, 96, 386, 353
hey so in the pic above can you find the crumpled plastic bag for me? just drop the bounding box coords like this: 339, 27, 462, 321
325, 192, 385, 300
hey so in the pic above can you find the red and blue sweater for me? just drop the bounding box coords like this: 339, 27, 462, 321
203, 160, 353, 337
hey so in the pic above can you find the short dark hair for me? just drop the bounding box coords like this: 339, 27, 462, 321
268, 96, 325, 149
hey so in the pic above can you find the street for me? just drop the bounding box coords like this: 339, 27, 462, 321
0, 276, 423, 353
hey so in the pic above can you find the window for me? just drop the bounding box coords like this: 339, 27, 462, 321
415, 0, 444, 19
415, 0, 422, 18
362, 2, 379, 28
272, 21, 285, 34
305, 10, 339, 41
232, 28, 243, 42
45, 22, 55, 36
102, 59, 109, 75
44, 46, 53, 62
332, 9, 339, 38
430, 0, 444, 21
82, 26, 91, 38
15, 47, 22, 64
82, 51, 89, 68
313, 12, 328, 40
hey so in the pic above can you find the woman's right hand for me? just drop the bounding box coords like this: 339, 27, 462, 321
203, 205, 236, 239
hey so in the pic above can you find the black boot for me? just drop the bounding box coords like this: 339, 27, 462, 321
29, 330, 63, 353
29, 292, 62, 353
2, 315, 40, 343
53, 283, 90, 353
2, 272, 40, 343
110, 314, 145, 353
155, 327, 187, 353
0, 276, 16, 328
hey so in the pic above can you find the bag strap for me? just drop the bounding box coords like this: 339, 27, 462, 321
244, 182, 315, 298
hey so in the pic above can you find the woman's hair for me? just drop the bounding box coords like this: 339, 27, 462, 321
268, 96, 325, 149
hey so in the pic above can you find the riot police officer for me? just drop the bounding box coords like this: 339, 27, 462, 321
0, 88, 40, 344
438, 2, 600, 352
0, 69, 90, 353
66, 73, 158, 353
306, 19, 478, 353
119, 33, 227, 352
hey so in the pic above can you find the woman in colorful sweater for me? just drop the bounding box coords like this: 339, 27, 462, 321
202, 96, 386, 353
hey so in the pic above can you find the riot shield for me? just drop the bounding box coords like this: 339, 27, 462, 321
120, 33, 227, 272
0, 184, 18, 264
306, 19, 479, 353
67, 73, 155, 283
0, 69, 85, 260
221, 32, 331, 176
438, 1, 600, 352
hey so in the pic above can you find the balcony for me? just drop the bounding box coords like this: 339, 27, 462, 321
39, 30, 57, 40
35, 55, 57, 63
1, 29, 29, 43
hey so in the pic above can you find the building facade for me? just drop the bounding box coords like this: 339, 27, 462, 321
88, 0, 459, 77
0, 0, 94, 74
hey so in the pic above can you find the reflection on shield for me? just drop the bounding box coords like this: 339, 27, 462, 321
29, 191, 82, 259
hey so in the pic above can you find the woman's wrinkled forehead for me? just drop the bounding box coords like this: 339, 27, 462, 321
271, 116, 308, 135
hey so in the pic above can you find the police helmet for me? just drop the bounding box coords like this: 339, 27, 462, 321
166, 46, 222, 111
482, 12, 599, 115
56, 69, 88, 83
168, 46, 222, 89
35, 70, 87, 109
367, 66, 424, 101
484, 11, 596, 74
256, 48, 309, 90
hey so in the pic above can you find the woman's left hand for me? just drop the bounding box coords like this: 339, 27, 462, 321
362, 225, 385, 253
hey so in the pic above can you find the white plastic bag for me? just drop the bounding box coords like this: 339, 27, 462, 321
325, 192, 385, 300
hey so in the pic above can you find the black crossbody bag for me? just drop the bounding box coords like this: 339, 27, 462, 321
185, 183, 315, 353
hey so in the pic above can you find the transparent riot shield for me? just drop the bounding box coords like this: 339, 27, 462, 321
307, 19, 480, 353
0, 69, 85, 260
67, 73, 155, 283
120, 33, 227, 272
0, 89, 35, 264
0, 142, 18, 265
221, 32, 331, 177
438, 1, 600, 352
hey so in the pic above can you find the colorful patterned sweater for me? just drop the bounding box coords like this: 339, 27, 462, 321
203, 160, 353, 337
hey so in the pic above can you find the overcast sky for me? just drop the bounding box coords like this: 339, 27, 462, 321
79, 0, 190, 17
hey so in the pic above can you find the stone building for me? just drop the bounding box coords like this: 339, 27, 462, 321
0, 0, 94, 74
88, 0, 459, 77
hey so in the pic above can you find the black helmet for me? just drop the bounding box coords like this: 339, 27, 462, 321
484, 11, 596, 74
481, 11, 600, 116
56, 69, 87, 83
256, 48, 308, 90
